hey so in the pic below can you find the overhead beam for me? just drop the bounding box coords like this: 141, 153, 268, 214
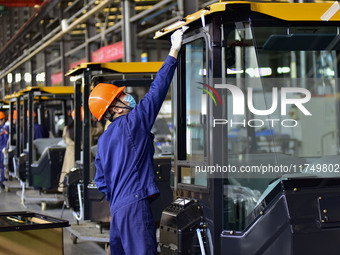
0, 0, 112, 80
0, 0, 58, 62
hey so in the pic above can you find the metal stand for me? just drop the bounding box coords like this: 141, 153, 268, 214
66, 221, 110, 244
16, 189, 64, 211
2, 179, 21, 193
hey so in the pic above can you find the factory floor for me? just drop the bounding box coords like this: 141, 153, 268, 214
0, 183, 107, 255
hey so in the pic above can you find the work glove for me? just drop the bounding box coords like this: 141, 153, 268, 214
171, 29, 183, 51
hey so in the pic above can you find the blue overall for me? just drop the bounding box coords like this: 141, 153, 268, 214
0, 123, 9, 184
34, 123, 49, 139
95, 55, 178, 254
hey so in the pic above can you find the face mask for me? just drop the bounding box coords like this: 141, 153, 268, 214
123, 94, 136, 108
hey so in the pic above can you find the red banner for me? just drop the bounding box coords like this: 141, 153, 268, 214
52, 72, 62, 85
59, 42, 124, 83
91, 41, 124, 62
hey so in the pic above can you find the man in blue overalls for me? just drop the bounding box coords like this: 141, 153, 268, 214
88, 29, 183, 254
32, 111, 49, 139
0, 111, 9, 189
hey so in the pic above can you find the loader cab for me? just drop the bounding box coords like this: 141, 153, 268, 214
156, 2, 340, 254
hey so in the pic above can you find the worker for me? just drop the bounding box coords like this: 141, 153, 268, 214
6, 109, 16, 139
0, 111, 9, 188
58, 107, 103, 192
7, 109, 16, 126
32, 111, 49, 139
88, 29, 183, 254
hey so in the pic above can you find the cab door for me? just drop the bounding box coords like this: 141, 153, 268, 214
174, 17, 224, 254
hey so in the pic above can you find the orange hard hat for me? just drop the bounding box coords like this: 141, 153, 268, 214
9, 110, 17, 121
0, 111, 5, 120
88, 83, 125, 121
71, 106, 83, 121
27, 110, 37, 118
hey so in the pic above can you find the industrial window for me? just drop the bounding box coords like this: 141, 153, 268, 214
222, 21, 340, 231
178, 37, 208, 187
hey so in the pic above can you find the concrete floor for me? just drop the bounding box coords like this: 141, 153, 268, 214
0, 183, 107, 255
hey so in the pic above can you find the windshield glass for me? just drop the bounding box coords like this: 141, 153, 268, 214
221, 21, 340, 231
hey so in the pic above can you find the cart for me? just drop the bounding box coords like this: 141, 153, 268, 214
0, 211, 69, 255
66, 221, 110, 254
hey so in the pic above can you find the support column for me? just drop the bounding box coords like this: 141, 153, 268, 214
60, 3, 71, 86
30, 58, 37, 87
122, 0, 133, 62
61, 35, 71, 86
183, 0, 198, 16
13, 70, 20, 92
85, 17, 97, 62
177, 0, 184, 17
4, 77, 9, 96
44, 50, 52, 86
20, 67, 25, 89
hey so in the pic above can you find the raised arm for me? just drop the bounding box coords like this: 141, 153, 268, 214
128, 30, 183, 132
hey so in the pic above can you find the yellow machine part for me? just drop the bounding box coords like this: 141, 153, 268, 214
66, 62, 163, 76
154, 1, 340, 39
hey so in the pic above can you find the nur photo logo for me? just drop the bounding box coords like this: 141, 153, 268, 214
197, 82, 222, 107
197, 82, 312, 128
